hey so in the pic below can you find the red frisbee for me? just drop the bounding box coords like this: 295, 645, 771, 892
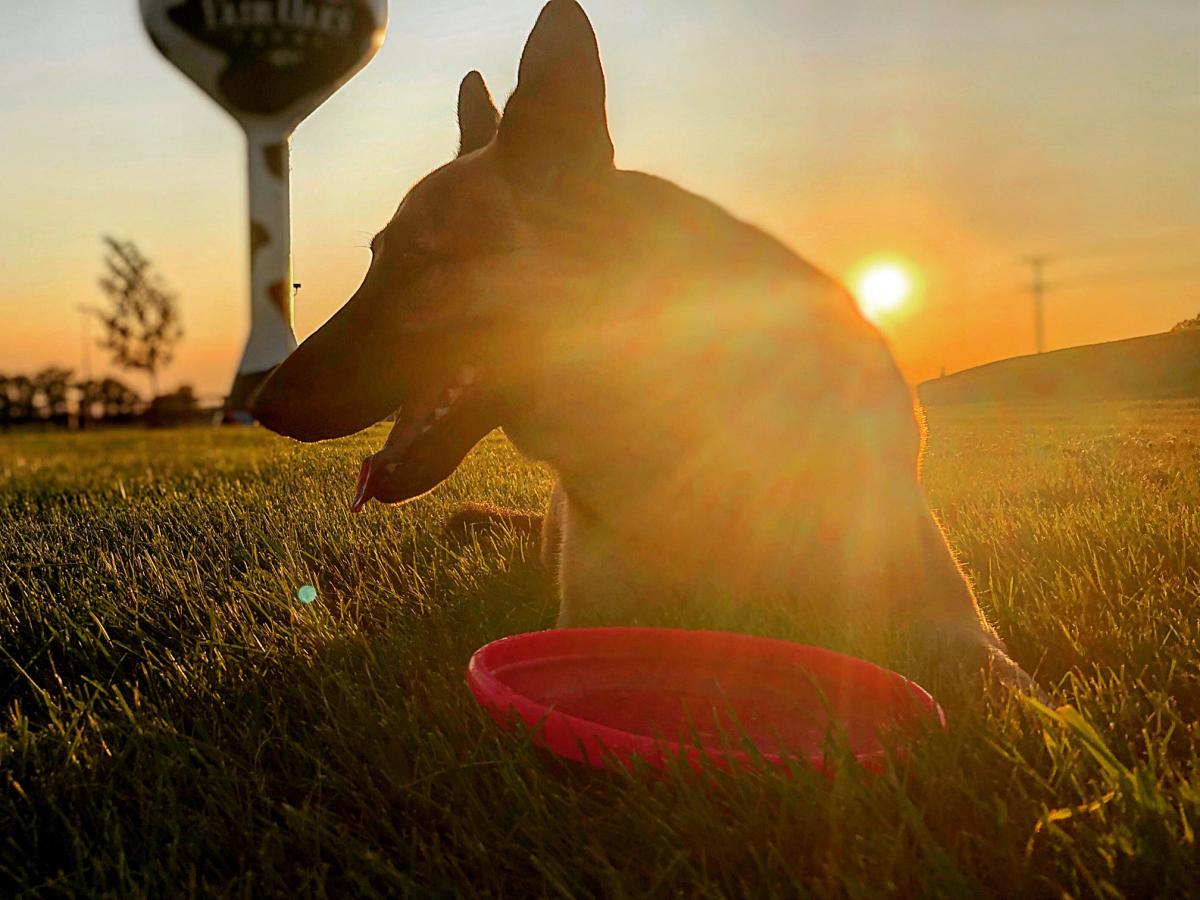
466, 627, 945, 775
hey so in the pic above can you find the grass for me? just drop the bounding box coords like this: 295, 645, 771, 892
1, 401, 1198, 897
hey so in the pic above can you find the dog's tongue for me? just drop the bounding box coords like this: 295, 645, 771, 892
350, 456, 377, 514
350, 413, 424, 513
349, 365, 479, 513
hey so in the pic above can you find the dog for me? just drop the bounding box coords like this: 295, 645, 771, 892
253, 1, 1034, 689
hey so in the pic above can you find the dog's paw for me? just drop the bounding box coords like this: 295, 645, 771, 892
908, 621, 1045, 700
982, 646, 1048, 702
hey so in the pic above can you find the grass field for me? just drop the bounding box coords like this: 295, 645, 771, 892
1, 401, 1198, 897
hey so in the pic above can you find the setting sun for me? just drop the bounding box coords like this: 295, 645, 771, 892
855, 262, 912, 321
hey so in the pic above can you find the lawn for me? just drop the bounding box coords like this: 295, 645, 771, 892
1, 402, 1197, 896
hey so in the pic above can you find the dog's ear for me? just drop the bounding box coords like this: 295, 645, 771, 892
498, 1, 614, 187
457, 70, 499, 156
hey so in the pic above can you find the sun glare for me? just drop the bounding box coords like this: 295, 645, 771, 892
855, 263, 912, 322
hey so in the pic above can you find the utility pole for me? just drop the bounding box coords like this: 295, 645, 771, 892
1025, 256, 1052, 354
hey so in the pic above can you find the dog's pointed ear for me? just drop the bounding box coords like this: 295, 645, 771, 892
498, 1, 614, 187
457, 70, 499, 156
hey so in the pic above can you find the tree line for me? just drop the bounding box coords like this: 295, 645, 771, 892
1, 237, 196, 430
0, 370, 206, 430
0, 369, 142, 429
1172, 312, 1200, 332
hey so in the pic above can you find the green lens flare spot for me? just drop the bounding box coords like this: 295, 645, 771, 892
297, 584, 317, 604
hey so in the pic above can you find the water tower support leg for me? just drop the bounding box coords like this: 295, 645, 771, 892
224, 128, 299, 421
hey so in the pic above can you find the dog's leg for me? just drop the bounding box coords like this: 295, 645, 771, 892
905, 509, 1042, 694
552, 490, 657, 628
540, 480, 568, 571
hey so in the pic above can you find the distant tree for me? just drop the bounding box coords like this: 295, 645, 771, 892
98, 377, 141, 421
32, 367, 74, 426
7, 375, 36, 425
1172, 312, 1200, 332
76, 378, 105, 427
0, 375, 9, 429
147, 384, 202, 427
91, 236, 183, 398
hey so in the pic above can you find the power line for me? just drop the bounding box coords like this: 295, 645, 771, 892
1052, 265, 1200, 291
1044, 228, 1200, 261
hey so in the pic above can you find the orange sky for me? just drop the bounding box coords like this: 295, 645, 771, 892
2, 1, 1197, 398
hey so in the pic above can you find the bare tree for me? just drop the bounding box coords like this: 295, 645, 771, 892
91, 237, 183, 398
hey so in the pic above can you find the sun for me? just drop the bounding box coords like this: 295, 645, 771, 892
854, 262, 912, 321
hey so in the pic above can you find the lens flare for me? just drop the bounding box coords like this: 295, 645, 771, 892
297, 584, 317, 604
855, 263, 912, 321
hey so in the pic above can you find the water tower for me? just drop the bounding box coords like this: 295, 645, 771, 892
140, 0, 389, 420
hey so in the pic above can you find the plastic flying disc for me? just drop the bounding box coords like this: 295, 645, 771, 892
466, 628, 946, 775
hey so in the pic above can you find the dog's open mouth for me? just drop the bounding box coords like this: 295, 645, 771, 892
351, 363, 498, 512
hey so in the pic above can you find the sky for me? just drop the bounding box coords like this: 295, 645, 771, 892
2, 1, 1198, 398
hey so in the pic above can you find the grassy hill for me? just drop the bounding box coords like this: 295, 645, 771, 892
920, 328, 1200, 405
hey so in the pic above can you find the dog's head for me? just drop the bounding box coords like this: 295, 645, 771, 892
254, 1, 629, 507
